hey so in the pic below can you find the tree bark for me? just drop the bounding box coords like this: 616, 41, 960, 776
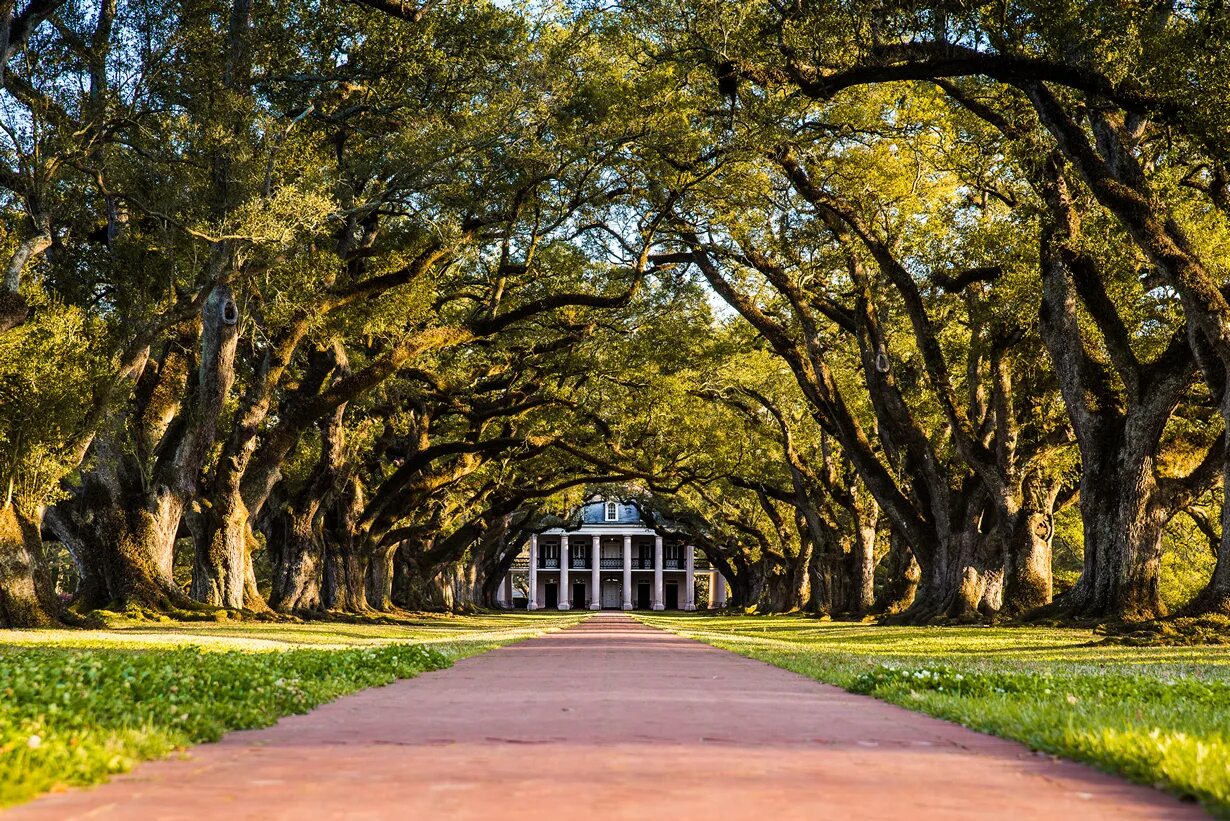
999, 480, 1058, 616
268, 505, 324, 612
1026, 91, 1227, 619
73, 283, 239, 612
1058, 456, 1168, 621
190, 489, 252, 609
0, 503, 59, 627
852, 489, 877, 613
366, 543, 399, 611
874, 531, 920, 616
321, 474, 370, 612
1035, 167, 1207, 621
0, 219, 51, 335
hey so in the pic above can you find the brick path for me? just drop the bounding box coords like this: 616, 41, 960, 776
6, 613, 1204, 819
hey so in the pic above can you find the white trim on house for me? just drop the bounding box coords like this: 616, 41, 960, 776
500, 498, 727, 612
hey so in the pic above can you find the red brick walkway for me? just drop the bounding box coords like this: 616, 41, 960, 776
6, 614, 1203, 820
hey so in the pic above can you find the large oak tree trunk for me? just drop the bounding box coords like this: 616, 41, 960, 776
0, 504, 59, 627
74, 284, 239, 613
1058, 456, 1167, 621
265, 398, 349, 614
900, 487, 1002, 623
1029, 99, 1220, 621
874, 532, 919, 615
852, 498, 877, 613
191, 487, 250, 609
366, 543, 398, 611
323, 545, 368, 612
906, 539, 999, 622
999, 490, 1057, 617
742, 551, 810, 612
79, 478, 191, 610
191, 325, 325, 610
1033, 173, 1200, 622
267, 508, 325, 612
321, 475, 369, 612
806, 535, 841, 615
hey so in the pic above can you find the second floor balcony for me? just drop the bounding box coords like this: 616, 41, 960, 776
535, 557, 592, 569
531, 555, 709, 571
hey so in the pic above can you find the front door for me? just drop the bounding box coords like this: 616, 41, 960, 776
601, 579, 621, 609
572, 582, 586, 610
544, 583, 558, 609
665, 581, 679, 610
636, 581, 651, 610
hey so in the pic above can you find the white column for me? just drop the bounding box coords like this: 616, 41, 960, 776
558, 537, 570, 610
502, 573, 513, 609
714, 572, 728, 607
684, 545, 696, 610
528, 534, 539, 610
621, 535, 633, 610
652, 535, 664, 610
590, 534, 601, 609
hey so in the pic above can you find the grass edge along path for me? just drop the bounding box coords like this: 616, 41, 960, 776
0, 612, 586, 808
637, 613, 1230, 819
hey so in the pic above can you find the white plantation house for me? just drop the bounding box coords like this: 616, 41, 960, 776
495, 499, 729, 611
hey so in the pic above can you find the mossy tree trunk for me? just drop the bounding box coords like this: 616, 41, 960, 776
851, 490, 878, 613
1035, 165, 1217, 622
265, 404, 348, 613
0, 503, 59, 627
72, 284, 239, 613
266, 503, 325, 612
321, 474, 370, 612
999, 476, 1063, 617
873, 532, 920, 616
901, 490, 1001, 624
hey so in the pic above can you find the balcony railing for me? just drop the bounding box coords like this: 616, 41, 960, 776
526, 556, 708, 572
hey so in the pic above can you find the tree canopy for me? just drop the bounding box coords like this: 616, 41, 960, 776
3, 0, 1229, 627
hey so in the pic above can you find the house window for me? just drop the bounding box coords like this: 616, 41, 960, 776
539, 544, 560, 569
605, 502, 618, 521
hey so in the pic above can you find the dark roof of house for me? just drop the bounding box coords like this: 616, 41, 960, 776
578, 500, 644, 525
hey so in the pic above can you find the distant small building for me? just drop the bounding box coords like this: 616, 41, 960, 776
495, 498, 728, 611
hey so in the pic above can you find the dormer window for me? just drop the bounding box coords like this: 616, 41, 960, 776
605, 501, 618, 521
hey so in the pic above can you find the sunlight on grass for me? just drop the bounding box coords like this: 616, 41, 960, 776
0, 612, 585, 808
0, 611, 587, 660
640, 614, 1230, 817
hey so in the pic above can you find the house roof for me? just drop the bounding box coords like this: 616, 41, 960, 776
538, 499, 657, 536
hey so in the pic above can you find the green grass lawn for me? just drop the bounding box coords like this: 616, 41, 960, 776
639, 614, 1230, 818
0, 611, 584, 808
